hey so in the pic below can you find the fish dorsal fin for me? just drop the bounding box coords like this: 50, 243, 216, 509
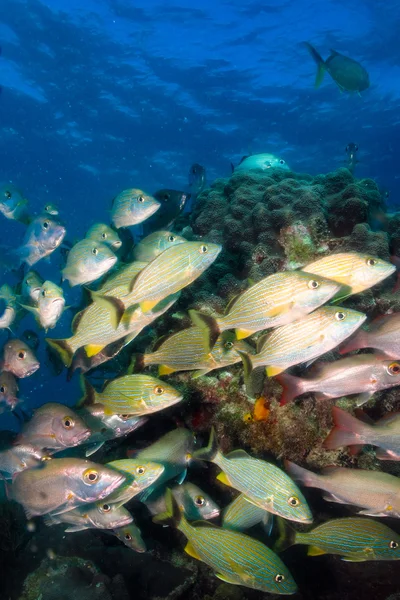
152, 333, 172, 353
224, 293, 242, 315
308, 545, 326, 556
184, 541, 201, 560
329, 48, 340, 56
226, 449, 251, 460
256, 333, 270, 353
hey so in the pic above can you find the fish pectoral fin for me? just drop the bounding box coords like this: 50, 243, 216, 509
175, 469, 187, 485
307, 545, 327, 557
158, 365, 176, 376
235, 328, 255, 340
184, 541, 201, 560
265, 302, 294, 318
140, 300, 160, 313
85, 442, 104, 457
357, 509, 389, 517
341, 556, 367, 562
84, 344, 105, 358
216, 471, 232, 486
19, 304, 39, 315
354, 391, 374, 407
215, 572, 239, 585
322, 493, 348, 504
266, 365, 284, 377
65, 525, 88, 533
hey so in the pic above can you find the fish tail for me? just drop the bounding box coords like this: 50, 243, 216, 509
284, 460, 319, 488
276, 373, 305, 405
193, 427, 219, 462
77, 375, 99, 407
152, 488, 181, 528
45, 338, 73, 368
91, 290, 125, 329
127, 353, 145, 374
338, 330, 366, 355
273, 517, 297, 553
323, 406, 368, 450
188, 310, 220, 349
303, 42, 326, 88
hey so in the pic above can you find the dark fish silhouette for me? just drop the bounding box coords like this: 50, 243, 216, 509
144, 189, 190, 232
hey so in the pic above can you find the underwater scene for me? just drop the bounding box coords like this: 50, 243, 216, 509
1, 1, 400, 599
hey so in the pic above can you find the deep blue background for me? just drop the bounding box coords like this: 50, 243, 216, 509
1, 0, 400, 429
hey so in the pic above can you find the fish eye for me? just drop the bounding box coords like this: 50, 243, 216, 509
83, 469, 99, 484
0, 386, 5, 394
101, 233, 107, 239
389, 540, 399, 549
100, 503, 111, 513
137, 195, 145, 203
154, 386, 164, 395
136, 466, 146, 475
279, 159, 285, 165
168, 235, 176, 242
308, 279, 319, 290
118, 414, 131, 421
194, 495, 205, 506
163, 194, 170, 201
224, 341, 234, 349
199, 245, 208, 254
335, 311, 346, 321
62, 416, 74, 429
42, 221, 49, 229
288, 496, 300, 507
17, 350, 27, 360
92, 247, 98, 255
275, 574, 285, 583
366, 258, 376, 267
41, 289, 46, 297
45, 205, 50, 211
5, 190, 12, 199
388, 362, 400, 376
124, 533, 132, 541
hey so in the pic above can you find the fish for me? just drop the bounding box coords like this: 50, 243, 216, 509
140, 328, 253, 378
113, 521, 146, 552
61, 239, 117, 287
188, 163, 206, 196
0, 370, 19, 412
324, 406, 400, 460
145, 482, 220, 522
240, 306, 366, 378
233, 154, 290, 173
303, 253, 395, 300
303, 43, 370, 93
80, 374, 183, 416
15, 215, 66, 267
190, 271, 341, 341
105, 459, 165, 506
85, 223, 122, 251
15, 402, 91, 452
345, 142, 359, 175
21, 280, 65, 331
222, 493, 273, 533
144, 189, 190, 231
21, 329, 40, 351
111, 188, 160, 229
44, 500, 133, 532
46, 292, 180, 367
67, 338, 128, 379
77, 403, 147, 457
99, 260, 148, 294
194, 428, 312, 523
285, 460, 400, 517
278, 355, 400, 406
275, 517, 400, 561
132, 231, 186, 263
0, 444, 48, 479
21, 270, 44, 305
1, 339, 40, 378
95, 241, 221, 323
10, 457, 126, 518
0, 183, 30, 224
43, 203, 59, 216
0, 284, 18, 331
153, 489, 297, 594
340, 313, 400, 359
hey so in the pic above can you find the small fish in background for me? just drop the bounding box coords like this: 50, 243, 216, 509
232, 153, 290, 173
285, 460, 400, 517
153, 489, 298, 595
188, 163, 206, 196
0, 284, 18, 331
0, 370, 20, 413
1, 339, 40, 378
132, 231, 186, 262
303, 43, 370, 93
21, 270, 44, 305
0, 183, 31, 224
275, 517, 400, 561
21, 329, 40, 351
21, 280, 66, 331
277, 355, 400, 407
44, 500, 133, 532
0, 443, 47, 479
104, 459, 165, 506
146, 482, 220, 522
61, 239, 117, 287
10, 457, 126, 518
222, 492, 273, 533
340, 313, 400, 358
324, 406, 400, 460
344, 142, 359, 175
85, 223, 122, 251
112, 521, 146, 552
14, 215, 66, 267
143, 189, 190, 232
42, 203, 59, 216
111, 188, 160, 229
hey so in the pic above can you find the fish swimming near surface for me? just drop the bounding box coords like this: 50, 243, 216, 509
232, 153, 290, 173
277, 355, 400, 406
14, 215, 66, 267
345, 142, 359, 175
145, 482, 220, 522
239, 306, 366, 378
0, 370, 19, 412
0, 183, 31, 224
111, 188, 160, 229
340, 313, 400, 359
303, 43, 370, 93
10, 457, 126, 518
44, 500, 133, 532
132, 231, 186, 263
324, 406, 400, 460
190, 271, 341, 341
85, 223, 122, 251
0, 444, 48, 479
222, 493, 273, 534
112, 521, 146, 552
194, 428, 312, 523
61, 239, 117, 287
153, 489, 297, 594
21, 270, 44, 305
275, 516, 400, 561
1, 339, 40, 378
286, 460, 400, 517
143, 189, 190, 232
21, 280, 66, 331
188, 163, 206, 196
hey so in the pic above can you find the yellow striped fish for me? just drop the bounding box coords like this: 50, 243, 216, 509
85, 223, 122, 250
80, 374, 183, 415
105, 459, 165, 506
240, 305, 366, 377
99, 260, 148, 294
132, 231, 186, 262
61, 239, 117, 287
303, 252, 395, 299
94, 241, 221, 324
190, 271, 341, 340
111, 188, 160, 228
154, 489, 297, 594
222, 493, 273, 533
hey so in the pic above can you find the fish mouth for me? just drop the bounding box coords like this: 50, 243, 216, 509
72, 428, 92, 446
205, 508, 220, 520
110, 515, 132, 529
22, 362, 40, 377
51, 227, 67, 249
111, 241, 122, 250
